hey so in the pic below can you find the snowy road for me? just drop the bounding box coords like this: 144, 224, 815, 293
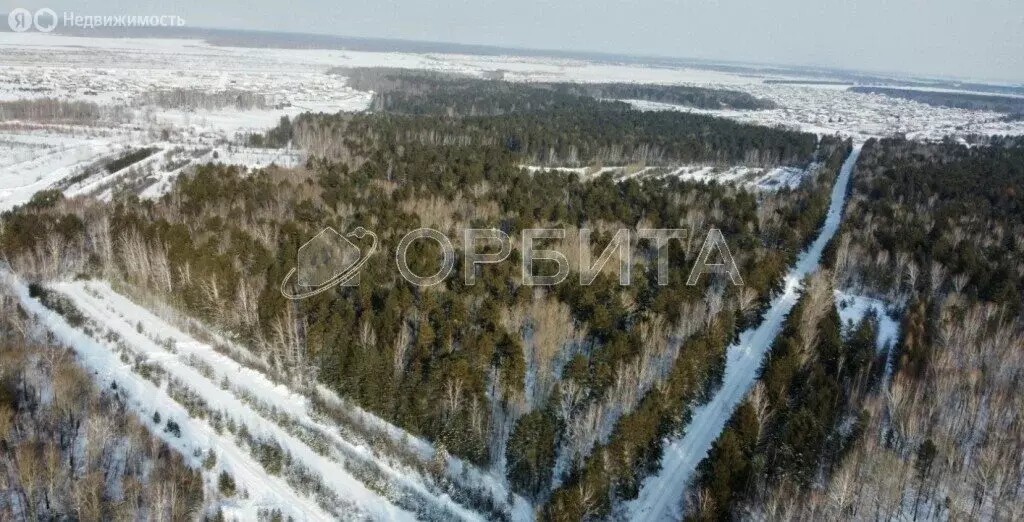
627, 144, 863, 521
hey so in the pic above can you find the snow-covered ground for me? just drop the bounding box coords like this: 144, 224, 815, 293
834, 290, 901, 352
0, 132, 122, 210
3, 32, 1023, 147
1, 32, 1016, 519
0, 33, 375, 207
0, 133, 308, 209
628, 89, 1024, 141
663, 163, 819, 191
524, 162, 820, 191
1, 272, 531, 521
2, 272, 336, 521
834, 290, 902, 383
627, 145, 862, 521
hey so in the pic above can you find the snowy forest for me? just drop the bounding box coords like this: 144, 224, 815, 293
0, 289, 209, 520
687, 137, 1024, 520
0, 73, 855, 519
1, 67, 1023, 521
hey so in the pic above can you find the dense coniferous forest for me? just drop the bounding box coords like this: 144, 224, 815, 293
2, 23, 1023, 522
265, 107, 818, 168
835, 136, 1024, 308
685, 137, 1024, 520
687, 271, 886, 520
333, 67, 777, 114
849, 86, 1024, 114
1, 87, 851, 516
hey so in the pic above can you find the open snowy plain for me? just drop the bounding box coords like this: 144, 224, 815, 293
3, 32, 1023, 211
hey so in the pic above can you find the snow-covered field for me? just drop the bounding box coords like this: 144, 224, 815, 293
3, 30, 1017, 216
0, 137, 305, 210
0, 132, 122, 210
627, 145, 863, 521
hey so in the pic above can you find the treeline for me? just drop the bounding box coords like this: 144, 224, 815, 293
850, 86, 1024, 114
0, 289, 207, 521
247, 116, 293, 148
333, 67, 601, 116
135, 89, 271, 111
561, 82, 777, 110
333, 67, 472, 93
833, 136, 1024, 309
281, 107, 819, 168
0, 99, 103, 124
257, 70, 810, 168
334, 67, 776, 115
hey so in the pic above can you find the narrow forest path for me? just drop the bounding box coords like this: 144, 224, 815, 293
627, 144, 863, 521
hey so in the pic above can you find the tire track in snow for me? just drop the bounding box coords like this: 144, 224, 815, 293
628, 144, 863, 521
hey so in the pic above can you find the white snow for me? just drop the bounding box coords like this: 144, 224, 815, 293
1, 270, 334, 521
0, 33, 758, 88
208, 146, 303, 169
664, 163, 819, 191
63, 144, 165, 198
1, 32, 1019, 214
0, 31, 1016, 520
627, 87, 1024, 141
834, 290, 902, 382
834, 290, 901, 352
627, 144, 862, 521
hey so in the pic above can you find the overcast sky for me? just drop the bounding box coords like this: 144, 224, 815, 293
7, 0, 1024, 82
